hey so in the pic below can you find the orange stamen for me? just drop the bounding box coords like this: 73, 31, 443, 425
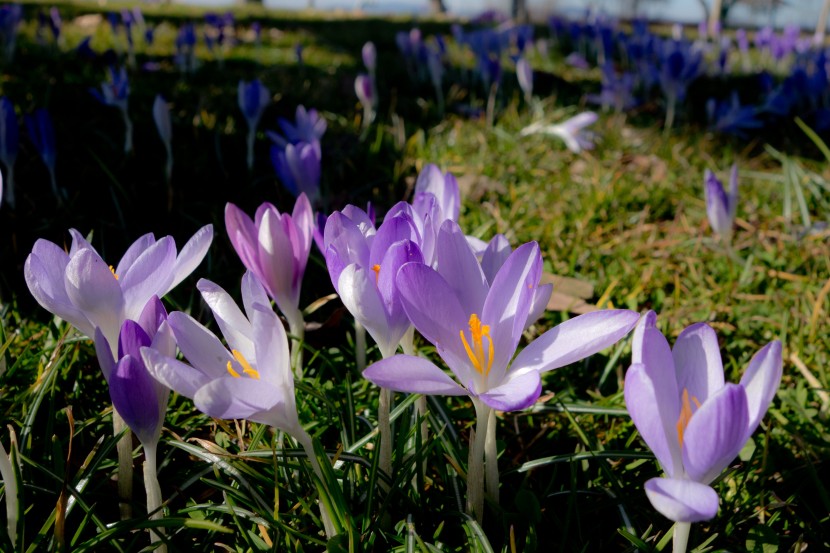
459, 314, 494, 375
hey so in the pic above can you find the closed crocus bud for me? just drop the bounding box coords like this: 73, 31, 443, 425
362, 41, 376, 74
516, 57, 533, 102
153, 95, 171, 149
704, 164, 738, 239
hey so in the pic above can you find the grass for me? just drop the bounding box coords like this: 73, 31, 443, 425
1, 2, 829, 551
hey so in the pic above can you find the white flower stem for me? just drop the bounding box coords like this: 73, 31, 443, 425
122, 110, 133, 154
294, 430, 337, 540
3, 164, 14, 209
664, 95, 676, 134
287, 311, 305, 380
246, 128, 255, 171
164, 147, 174, 213
355, 322, 366, 373
113, 411, 134, 520
142, 442, 166, 552
467, 400, 491, 523
484, 408, 498, 504
378, 387, 393, 486
0, 440, 18, 547
400, 329, 427, 484
673, 522, 691, 553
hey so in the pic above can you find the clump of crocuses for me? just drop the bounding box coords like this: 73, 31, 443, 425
624, 312, 782, 553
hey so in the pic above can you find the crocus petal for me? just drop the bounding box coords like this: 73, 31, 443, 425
193, 377, 283, 423
480, 234, 511, 284
436, 220, 488, 316
168, 312, 235, 380
94, 328, 116, 381
511, 309, 639, 373
137, 296, 168, 340
396, 262, 475, 385
65, 248, 125, 345
682, 383, 749, 484
739, 340, 783, 436
644, 477, 719, 523
672, 323, 725, 404
258, 209, 300, 311
109, 355, 162, 446
338, 264, 397, 358
364, 354, 468, 396
479, 368, 541, 411
114, 233, 155, 277
141, 347, 212, 399
526, 283, 553, 328
118, 319, 151, 359
369, 214, 419, 268
631, 310, 658, 364
625, 363, 678, 477
240, 271, 271, 321
250, 303, 291, 389
291, 193, 314, 273
226, 204, 261, 274
167, 224, 214, 293
197, 279, 255, 361
120, 236, 177, 319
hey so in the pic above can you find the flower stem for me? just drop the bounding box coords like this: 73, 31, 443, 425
484, 408, 499, 504
0, 440, 18, 547
378, 387, 393, 485
355, 321, 366, 373
122, 110, 133, 154
287, 311, 305, 380
673, 522, 691, 553
142, 443, 166, 552
113, 411, 134, 520
294, 430, 337, 540
400, 329, 428, 484
467, 400, 491, 523
246, 128, 255, 171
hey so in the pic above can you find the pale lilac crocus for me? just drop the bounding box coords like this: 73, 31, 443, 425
24, 224, 212, 519
225, 195, 313, 376
238, 79, 270, 169
91, 66, 132, 153
140, 274, 336, 539
0, 430, 19, 549
704, 164, 738, 241
95, 296, 173, 550
365, 221, 639, 520
624, 312, 782, 553
516, 57, 533, 105
153, 95, 173, 190
519, 111, 598, 153
362, 41, 376, 75
355, 74, 376, 130
270, 141, 321, 206
266, 105, 327, 150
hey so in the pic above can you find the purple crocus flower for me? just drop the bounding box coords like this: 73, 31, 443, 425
624, 312, 781, 537
25, 108, 62, 201
153, 95, 173, 186
267, 105, 327, 150
90, 66, 133, 153
355, 74, 376, 128
270, 141, 321, 206
238, 79, 270, 169
519, 111, 598, 153
413, 163, 460, 224
0, 96, 18, 209
703, 165, 738, 240
175, 24, 197, 73
24, 225, 214, 352
224, 195, 313, 370
140, 273, 336, 539
362, 41, 376, 75
516, 57, 533, 104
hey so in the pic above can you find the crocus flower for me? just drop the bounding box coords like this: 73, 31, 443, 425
519, 111, 598, 153
0, 431, 20, 548
703, 165, 738, 240
90, 66, 133, 153
364, 221, 639, 519
24, 225, 214, 352
624, 312, 781, 550
225, 195, 313, 374
267, 105, 326, 150
355, 74, 376, 129
175, 24, 197, 73
0, 96, 18, 209
516, 57, 533, 104
362, 41, 376, 75
25, 108, 62, 201
270, 141, 321, 205
238, 79, 270, 169
139, 274, 337, 539
153, 95, 173, 187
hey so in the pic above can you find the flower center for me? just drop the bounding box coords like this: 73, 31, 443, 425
676, 388, 701, 448
459, 314, 494, 376
371, 264, 381, 284
226, 349, 260, 379
109, 265, 119, 280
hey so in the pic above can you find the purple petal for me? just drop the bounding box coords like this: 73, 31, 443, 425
120, 236, 177, 319
110, 354, 163, 446
625, 363, 679, 477
258, 209, 301, 312
141, 346, 211, 399
526, 282, 553, 328
644, 477, 719, 522
436, 220, 488, 316
682, 383, 749, 484
338, 264, 396, 357
363, 354, 468, 395
672, 323, 725, 404
64, 248, 125, 345
251, 303, 291, 388
370, 214, 419, 268
168, 311, 234, 380
240, 271, 271, 320
168, 224, 214, 293
136, 296, 168, 339
704, 169, 732, 236
94, 327, 116, 380
114, 233, 155, 277
480, 234, 511, 284
631, 310, 658, 364
225, 203, 262, 275
479, 368, 541, 411
739, 340, 782, 435
192, 377, 289, 425
196, 279, 255, 361
118, 319, 151, 359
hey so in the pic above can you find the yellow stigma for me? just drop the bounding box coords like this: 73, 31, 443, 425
109, 265, 119, 280
226, 349, 260, 379
459, 314, 494, 376
371, 264, 381, 284
676, 388, 701, 448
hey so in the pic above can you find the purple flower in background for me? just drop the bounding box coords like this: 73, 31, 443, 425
519, 111, 598, 153
267, 105, 327, 150
175, 23, 197, 73
224, 195, 314, 357
270, 141, 321, 205
0, 96, 18, 209
704, 165, 738, 239
153, 95, 173, 186
516, 57, 533, 104
624, 312, 782, 524
362, 41, 376, 75
238, 79, 270, 169
24, 225, 213, 352
91, 66, 133, 153
355, 73, 376, 128
25, 108, 63, 201
0, 4, 22, 62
